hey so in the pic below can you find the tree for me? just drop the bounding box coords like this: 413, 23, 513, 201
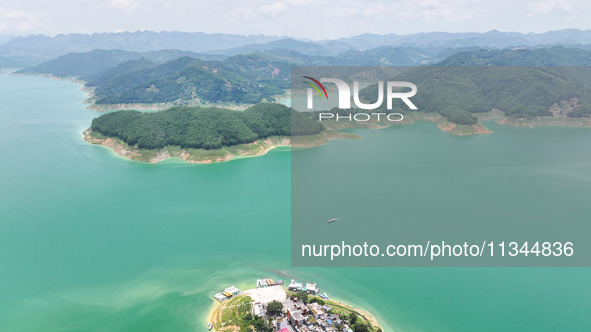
266, 300, 283, 316
349, 313, 358, 325
353, 322, 370, 332
295, 292, 309, 303
438, 106, 478, 125
252, 317, 273, 332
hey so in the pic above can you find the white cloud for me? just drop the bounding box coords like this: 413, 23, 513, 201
258, 2, 287, 16
0, 0, 590, 39
107, 0, 140, 14
527, 0, 575, 14
0, 6, 45, 34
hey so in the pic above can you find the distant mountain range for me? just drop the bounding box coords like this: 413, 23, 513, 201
0, 31, 280, 59
12, 45, 451, 105
437, 47, 591, 66
4, 29, 591, 62
8, 29, 591, 120
17, 50, 293, 104
205, 38, 340, 57
18, 49, 225, 77
16, 45, 591, 111
332, 29, 591, 50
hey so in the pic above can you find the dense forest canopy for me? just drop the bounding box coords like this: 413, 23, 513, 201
358, 66, 591, 122
90, 103, 323, 150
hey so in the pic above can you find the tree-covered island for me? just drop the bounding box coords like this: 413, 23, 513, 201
84, 103, 355, 163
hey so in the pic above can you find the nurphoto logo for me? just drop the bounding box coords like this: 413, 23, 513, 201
303, 76, 417, 122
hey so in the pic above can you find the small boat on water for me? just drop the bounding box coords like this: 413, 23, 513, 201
328, 218, 338, 223
208, 322, 213, 330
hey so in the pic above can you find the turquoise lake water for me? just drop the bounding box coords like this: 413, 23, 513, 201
0, 73, 590, 331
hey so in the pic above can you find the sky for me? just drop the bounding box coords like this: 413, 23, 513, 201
0, 0, 590, 39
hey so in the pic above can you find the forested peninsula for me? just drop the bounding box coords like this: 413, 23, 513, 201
84, 103, 349, 163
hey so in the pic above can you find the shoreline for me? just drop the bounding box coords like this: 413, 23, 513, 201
319, 296, 381, 329
84, 129, 291, 164
207, 301, 222, 329
82, 109, 489, 165
321, 108, 591, 136
10, 72, 269, 112
83, 106, 591, 165
87, 101, 256, 112
83, 128, 357, 164
318, 111, 494, 136
483, 109, 591, 128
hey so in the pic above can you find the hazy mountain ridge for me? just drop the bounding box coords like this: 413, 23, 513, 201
15, 45, 448, 106
205, 38, 342, 57
5, 29, 591, 62
12, 31, 591, 118
437, 46, 591, 66
17, 49, 225, 77
0, 31, 282, 58
0, 55, 46, 68
334, 29, 591, 50
90, 55, 287, 105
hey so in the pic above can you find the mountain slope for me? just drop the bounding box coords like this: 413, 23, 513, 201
437, 47, 591, 66
357, 47, 591, 121
83, 58, 156, 86
17, 49, 225, 77
92, 57, 284, 105
207, 38, 340, 56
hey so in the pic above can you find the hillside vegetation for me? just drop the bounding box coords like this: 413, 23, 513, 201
357, 50, 591, 123
90, 56, 285, 105
90, 103, 323, 150
17, 49, 223, 77
18, 45, 591, 123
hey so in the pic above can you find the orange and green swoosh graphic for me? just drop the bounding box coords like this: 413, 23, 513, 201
303, 76, 328, 99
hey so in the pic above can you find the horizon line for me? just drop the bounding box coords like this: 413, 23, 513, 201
3, 28, 591, 42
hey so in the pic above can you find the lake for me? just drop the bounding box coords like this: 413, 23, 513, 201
0, 73, 590, 331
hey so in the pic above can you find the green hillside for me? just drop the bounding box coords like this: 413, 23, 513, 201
84, 58, 155, 87
19, 46, 591, 110
356, 48, 591, 123
17, 49, 224, 77
437, 46, 591, 66
17, 49, 140, 77
90, 103, 322, 150
92, 56, 284, 104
